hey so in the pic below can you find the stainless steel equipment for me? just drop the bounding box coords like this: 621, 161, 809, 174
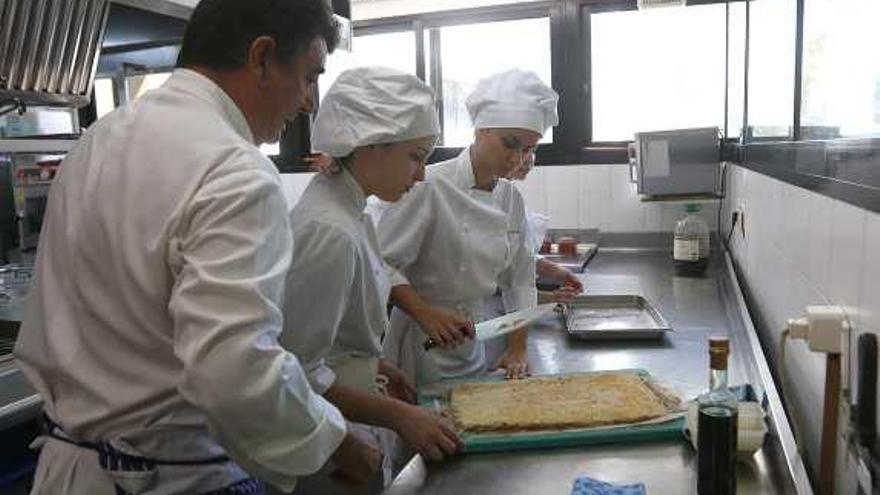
0, 0, 110, 107
562, 294, 671, 340
383, 250, 814, 495
632, 127, 720, 197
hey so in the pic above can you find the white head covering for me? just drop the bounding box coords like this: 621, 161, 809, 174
465, 69, 559, 135
312, 66, 439, 157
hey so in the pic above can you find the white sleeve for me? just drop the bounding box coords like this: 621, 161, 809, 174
280, 221, 357, 395
169, 162, 346, 492
523, 210, 550, 256
498, 185, 538, 312
376, 183, 433, 287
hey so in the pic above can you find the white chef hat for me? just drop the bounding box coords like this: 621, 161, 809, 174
312, 66, 440, 157
465, 69, 559, 135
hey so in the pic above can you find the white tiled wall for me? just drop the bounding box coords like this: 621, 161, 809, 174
515, 164, 719, 232
723, 164, 878, 493
281, 164, 719, 234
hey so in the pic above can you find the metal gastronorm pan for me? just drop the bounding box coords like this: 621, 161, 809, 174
562, 294, 671, 340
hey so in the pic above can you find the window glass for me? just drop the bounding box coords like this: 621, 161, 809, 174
437, 17, 552, 147
746, 0, 796, 140
94, 78, 115, 119
727, 2, 747, 139
319, 31, 417, 101
590, 5, 727, 142
801, 0, 880, 139
354, 0, 545, 21
126, 72, 172, 101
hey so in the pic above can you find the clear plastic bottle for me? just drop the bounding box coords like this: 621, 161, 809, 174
674, 203, 710, 276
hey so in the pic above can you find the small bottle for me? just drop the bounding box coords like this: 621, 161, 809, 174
674, 203, 710, 276
697, 336, 738, 495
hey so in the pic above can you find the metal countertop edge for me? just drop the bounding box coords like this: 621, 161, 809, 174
723, 251, 814, 495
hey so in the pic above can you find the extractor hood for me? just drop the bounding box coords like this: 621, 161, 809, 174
0, 0, 110, 108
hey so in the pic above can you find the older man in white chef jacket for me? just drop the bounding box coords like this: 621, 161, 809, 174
13, 1, 380, 494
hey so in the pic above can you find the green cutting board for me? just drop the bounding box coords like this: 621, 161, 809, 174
418, 369, 687, 453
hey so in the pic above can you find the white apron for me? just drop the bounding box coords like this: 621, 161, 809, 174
278, 172, 400, 495
31, 421, 259, 495
284, 357, 396, 495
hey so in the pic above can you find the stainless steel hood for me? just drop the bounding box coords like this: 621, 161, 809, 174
0, 0, 110, 108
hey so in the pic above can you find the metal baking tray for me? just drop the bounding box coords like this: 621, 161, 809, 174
562, 295, 671, 340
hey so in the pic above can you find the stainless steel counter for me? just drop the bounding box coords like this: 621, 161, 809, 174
0, 356, 40, 430
0, 296, 35, 430
384, 249, 814, 495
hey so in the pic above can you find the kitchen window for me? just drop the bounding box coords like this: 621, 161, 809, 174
726, 1, 747, 139
800, 0, 880, 139
126, 72, 173, 101
319, 30, 419, 101
94, 78, 116, 119
434, 17, 552, 147
90, 71, 173, 120
746, 0, 797, 140
589, 4, 728, 143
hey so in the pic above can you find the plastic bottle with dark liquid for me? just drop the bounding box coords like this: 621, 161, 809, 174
697, 336, 738, 495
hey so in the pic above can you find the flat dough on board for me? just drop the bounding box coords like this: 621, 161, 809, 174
450, 372, 671, 433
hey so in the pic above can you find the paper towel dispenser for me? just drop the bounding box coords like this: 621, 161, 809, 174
632, 127, 721, 197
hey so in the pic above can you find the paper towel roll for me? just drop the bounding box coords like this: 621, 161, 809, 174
686, 401, 767, 455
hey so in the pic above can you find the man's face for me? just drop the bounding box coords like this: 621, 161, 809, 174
476, 128, 542, 179
253, 37, 327, 144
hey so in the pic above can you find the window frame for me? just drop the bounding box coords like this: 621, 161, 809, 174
350, 0, 745, 167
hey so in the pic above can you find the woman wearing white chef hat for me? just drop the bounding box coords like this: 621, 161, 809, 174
377, 69, 559, 384
278, 66, 461, 495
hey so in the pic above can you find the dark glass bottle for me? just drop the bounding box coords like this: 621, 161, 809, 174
697, 336, 738, 495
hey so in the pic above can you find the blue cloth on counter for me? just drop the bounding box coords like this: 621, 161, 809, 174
571, 476, 646, 495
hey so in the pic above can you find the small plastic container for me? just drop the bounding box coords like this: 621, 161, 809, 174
558, 236, 578, 256
674, 203, 710, 277
540, 236, 552, 254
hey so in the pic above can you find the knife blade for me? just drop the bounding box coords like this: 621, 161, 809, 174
423, 303, 558, 351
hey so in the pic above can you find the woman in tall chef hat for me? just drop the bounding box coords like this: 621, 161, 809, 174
278, 66, 461, 495
376, 69, 559, 384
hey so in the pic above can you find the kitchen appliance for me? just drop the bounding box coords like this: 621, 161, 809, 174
0, 0, 110, 108
632, 127, 720, 197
